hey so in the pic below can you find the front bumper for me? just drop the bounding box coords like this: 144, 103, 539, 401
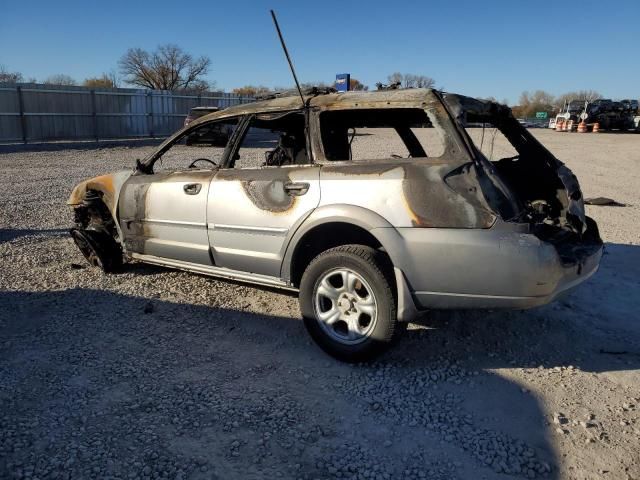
375, 220, 603, 311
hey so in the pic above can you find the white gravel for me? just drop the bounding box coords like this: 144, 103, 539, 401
1, 129, 639, 479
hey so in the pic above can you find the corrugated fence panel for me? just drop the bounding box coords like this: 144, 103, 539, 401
22, 85, 94, 141
95, 89, 149, 139
0, 83, 253, 143
0, 87, 21, 141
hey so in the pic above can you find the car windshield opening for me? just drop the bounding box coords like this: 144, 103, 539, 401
153, 118, 239, 172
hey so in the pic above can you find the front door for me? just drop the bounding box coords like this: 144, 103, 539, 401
119, 119, 236, 265
119, 169, 215, 265
207, 112, 320, 277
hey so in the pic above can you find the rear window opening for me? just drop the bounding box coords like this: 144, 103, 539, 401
461, 110, 588, 237
319, 108, 445, 161
465, 123, 519, 162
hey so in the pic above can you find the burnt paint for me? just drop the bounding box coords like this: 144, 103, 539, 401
402, 162, 495, 228
320, 158, 496, 229
118, 170, 216, 253
215, 167, 313, 214
118, 174, 153, 253
242, 179, 296, 213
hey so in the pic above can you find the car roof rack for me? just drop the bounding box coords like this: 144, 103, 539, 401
255, 86, 337, 101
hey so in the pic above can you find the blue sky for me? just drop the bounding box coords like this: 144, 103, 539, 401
1, 0, 638, 104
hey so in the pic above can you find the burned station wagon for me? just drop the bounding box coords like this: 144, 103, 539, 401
68, 88, 603, 361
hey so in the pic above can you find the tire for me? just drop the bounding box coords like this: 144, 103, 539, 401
299, 245, 398, 362
70, 228, 123, 273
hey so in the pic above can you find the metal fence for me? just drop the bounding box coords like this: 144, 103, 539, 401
0, 83, 254, 144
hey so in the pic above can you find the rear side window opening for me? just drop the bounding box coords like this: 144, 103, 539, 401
319, 108, 446, 161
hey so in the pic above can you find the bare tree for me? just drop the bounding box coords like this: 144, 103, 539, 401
387, 72, 435, 89
300, 82, 332, 90
232, 85, 273, 97
554, 90, 602, 110
43, 74, 77, 86
403, 74, 417, 88
413, 75, 435, 88
83, 71, 119, 88
119, 44, 212, 92
387, 72, 403, 85
0, 65, 24, 83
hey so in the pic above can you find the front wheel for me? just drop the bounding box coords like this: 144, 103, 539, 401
70, 228, 122, 273
299, 245, 398, 362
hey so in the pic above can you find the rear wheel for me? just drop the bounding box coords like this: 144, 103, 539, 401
299, 245, 397, 362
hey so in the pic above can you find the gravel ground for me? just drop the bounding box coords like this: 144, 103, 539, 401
1, 129, 639, 480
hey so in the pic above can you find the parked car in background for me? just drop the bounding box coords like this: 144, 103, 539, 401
68, 88, 603, 362
184, 106, 220, 127
184, 106, 230, 146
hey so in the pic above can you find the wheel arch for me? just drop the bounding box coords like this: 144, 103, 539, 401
281, 204, 394, 284
282, 205, 419, 322
68, 171, 132, 239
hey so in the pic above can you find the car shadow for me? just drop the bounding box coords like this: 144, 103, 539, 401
1, 242, 638, 479
0, 227, 69, 243
400, 242, 640, 371
0, 286, 556, 479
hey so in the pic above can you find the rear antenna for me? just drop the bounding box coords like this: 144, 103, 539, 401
270, 10, 305, 107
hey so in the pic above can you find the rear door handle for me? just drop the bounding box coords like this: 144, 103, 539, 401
183, 183, 202, 195
284, 182, 309, 196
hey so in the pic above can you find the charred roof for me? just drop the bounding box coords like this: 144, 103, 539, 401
193, 88, 450, 125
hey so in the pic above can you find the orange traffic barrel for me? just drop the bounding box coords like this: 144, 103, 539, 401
566, 120, 574, 132
592, 122, 600, 133
577, 121, 587, 133
556, 119, 564, 132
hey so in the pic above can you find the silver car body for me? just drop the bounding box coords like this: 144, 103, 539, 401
69, 89, 603, 321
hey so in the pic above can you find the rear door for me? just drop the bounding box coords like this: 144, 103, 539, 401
207, 112, 320, 277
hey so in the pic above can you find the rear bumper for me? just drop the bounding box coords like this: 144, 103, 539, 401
413, 245, 601, 309
374, 221, 603, 311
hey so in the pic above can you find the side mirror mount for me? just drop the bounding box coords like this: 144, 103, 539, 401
135, 158, 152, 174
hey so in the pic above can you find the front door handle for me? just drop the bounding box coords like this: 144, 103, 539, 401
183, 183, 202, 195
284, 182, 309, 196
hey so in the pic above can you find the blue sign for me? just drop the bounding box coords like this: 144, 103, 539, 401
335, 73, 350, 92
